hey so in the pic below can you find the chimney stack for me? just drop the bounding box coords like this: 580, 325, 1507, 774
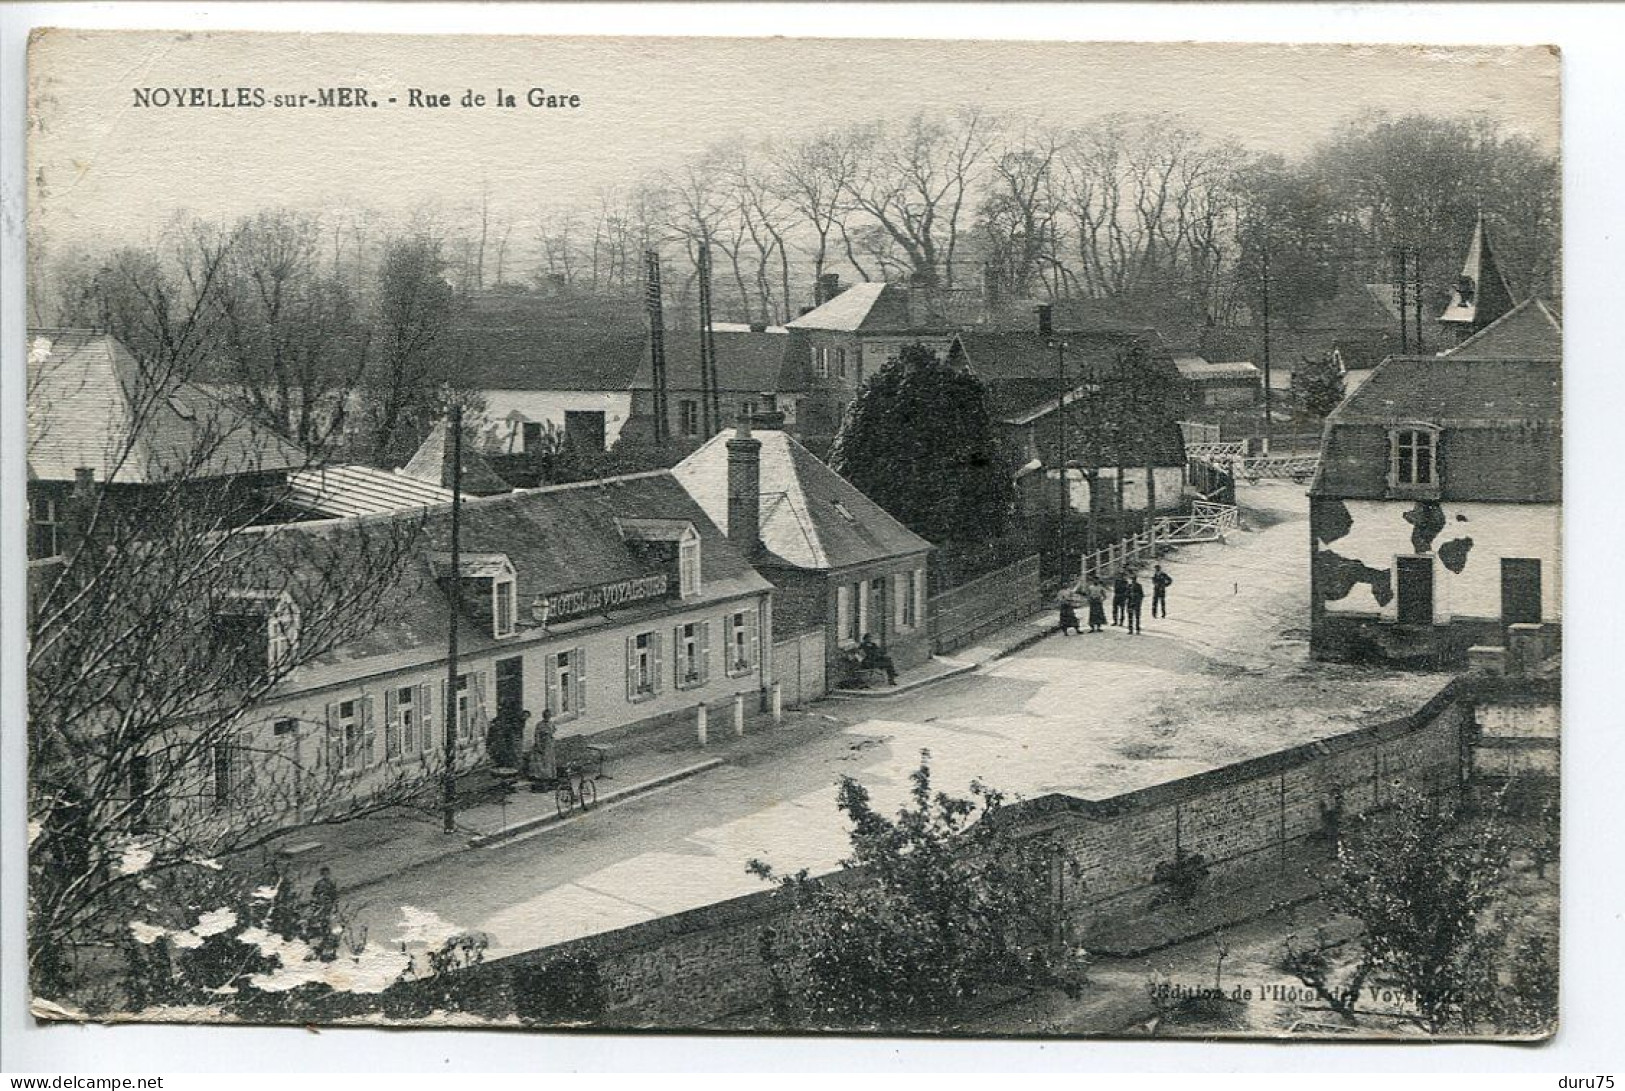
815, 272, 841, 307
725, 415, 762, 557
1036, 303, 1054, 337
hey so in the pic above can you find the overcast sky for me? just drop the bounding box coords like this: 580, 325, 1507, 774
28, 32, 1559, 251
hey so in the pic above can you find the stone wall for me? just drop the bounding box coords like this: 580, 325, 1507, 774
386, 679, 1467, 1030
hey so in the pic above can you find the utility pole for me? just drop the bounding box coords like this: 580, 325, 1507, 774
1411, 247, 1424, 355
645, 250, 669, 445
442, 405, 463, 835
696, 243, 721, 437
1260, 239, 1273, 452
1050, 337, 1071, 567
1396, 247, 1410, 354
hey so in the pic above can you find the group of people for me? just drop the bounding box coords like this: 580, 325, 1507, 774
1058, 564, 1173, 637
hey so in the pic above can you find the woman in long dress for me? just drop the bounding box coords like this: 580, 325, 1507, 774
528, 709, 558, 790
1086, 579, 1109, 633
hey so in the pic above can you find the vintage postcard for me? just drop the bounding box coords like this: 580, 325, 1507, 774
23, 30, 1560, 1039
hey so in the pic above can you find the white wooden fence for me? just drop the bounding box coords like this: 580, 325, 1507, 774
1077, 501, 1239, 584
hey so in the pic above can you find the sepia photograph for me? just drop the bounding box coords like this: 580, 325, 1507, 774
16, 24, 1570, 1046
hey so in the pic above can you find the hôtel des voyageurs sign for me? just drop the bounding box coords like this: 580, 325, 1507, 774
531, 573, 670, 624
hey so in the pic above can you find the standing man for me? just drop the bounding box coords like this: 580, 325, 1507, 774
1112, 571, 1130, 627
1151, 564, 1173, 619
1126, 574, 1146, 634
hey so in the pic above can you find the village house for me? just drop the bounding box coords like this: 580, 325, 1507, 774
783, 278, 970, 451
25, 328, 308, 572
1172, 355, 1263, 408
673, 420, 933, 693
623, 329, 807, 444
1309, 295, 1561, 667
184, 470, 775, 826
945, 324, 1191, 519
458, 326, 645, 456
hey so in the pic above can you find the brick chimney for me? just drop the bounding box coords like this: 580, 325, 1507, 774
815, 272, 841, 307
725, 416, 762, 557
1036, 303, 1054, 337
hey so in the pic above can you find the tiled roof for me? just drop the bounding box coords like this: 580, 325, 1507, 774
1442, 298, 1561, 362
270, 471, 772, 693
26, 328, 307, 484
673, 427, 932, 571
628, 330, 794, 392
284, 464, 453, 518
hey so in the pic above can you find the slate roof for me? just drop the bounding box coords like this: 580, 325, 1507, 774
1330, 356, 1561, 426
673, 427, 932, 571
452, 326, 648, 391
1016, 397, 1189, 469
786, 282, 911, 333
948, 330, 1188, 422
284, 465, 453, 518
401, 420, 515, 496
26, 329, 307, 484
1442, 298, 1562, 362
1315, 355, 1561, 504
1439, 216, 1517, 331
268, 470, 772, 693
628, 330, 797, 392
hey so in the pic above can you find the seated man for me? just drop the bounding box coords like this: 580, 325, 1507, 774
858, 633, 898, 686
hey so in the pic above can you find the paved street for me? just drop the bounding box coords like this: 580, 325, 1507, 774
346, 482, 1451, 961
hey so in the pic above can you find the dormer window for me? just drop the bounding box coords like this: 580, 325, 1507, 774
679, 531, 702, 599
215, 590, 300, 680
1389, 426, 1439, 489
429, 552, 518, 638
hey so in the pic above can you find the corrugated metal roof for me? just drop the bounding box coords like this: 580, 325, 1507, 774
1175, 358, 1261, 381
285, 465, 453, 517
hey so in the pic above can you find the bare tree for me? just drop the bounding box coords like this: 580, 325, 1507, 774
774, 129, 864, 302
978, 126, 1068, 300
361, 234, 459, 463
209, 209, 370, 453
27, 321, 428, 1000
843, 108, 1002, 288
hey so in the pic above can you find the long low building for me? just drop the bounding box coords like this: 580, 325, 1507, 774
149, 470, 775, 829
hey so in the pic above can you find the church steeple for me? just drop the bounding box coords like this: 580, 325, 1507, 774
1439, 213, 1517, 345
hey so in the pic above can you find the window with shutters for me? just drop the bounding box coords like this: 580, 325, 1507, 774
814, 346, 830, 379
676, 621, 709, 688
387, 685, 416, 758
727, 610, 755, 675
680, 400, 700, 436
835, 347, 848, 379
210, 737, 254, 811
629, 631, 660, 700
335, 699, 371, 771
454, 675, 473, 741
837, 584, 856, 648
548, 648, 587, 720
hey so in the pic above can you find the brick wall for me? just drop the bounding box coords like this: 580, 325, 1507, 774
377, 680, 1468, 1029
